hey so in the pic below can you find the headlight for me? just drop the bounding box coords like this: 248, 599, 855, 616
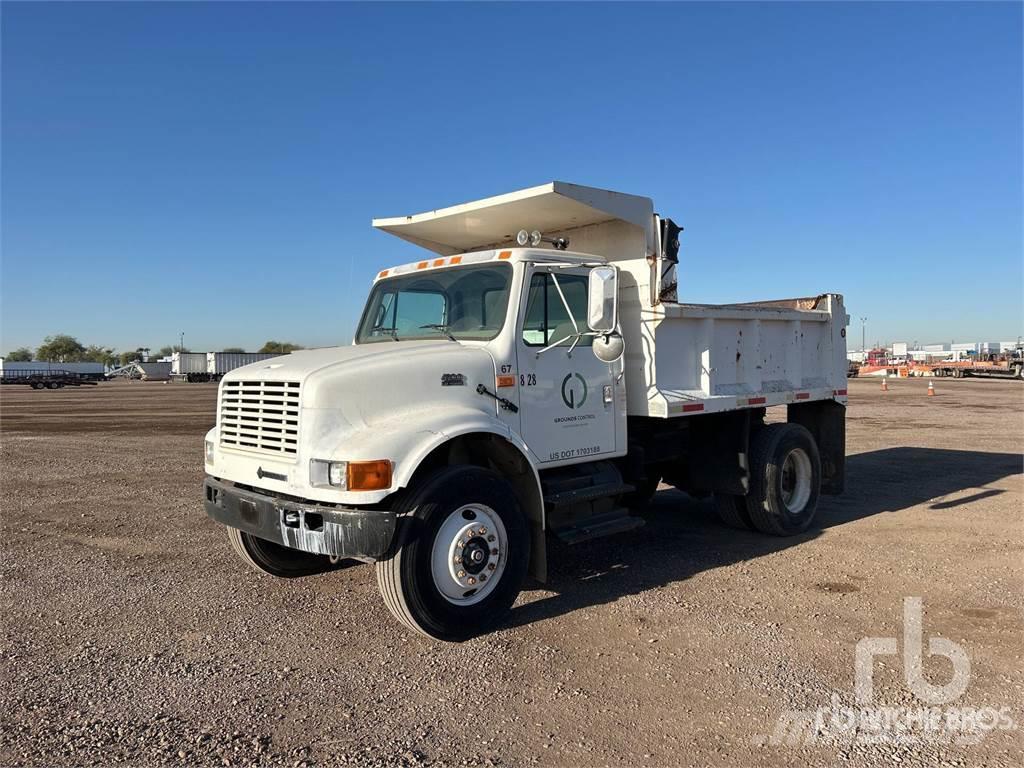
310, 459, 392, 491
205, 440, 215, 465
310, 459, 347, 489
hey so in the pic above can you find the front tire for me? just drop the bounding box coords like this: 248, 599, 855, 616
745, 423, 821, 536
376, 466, 529, 641
226, 527, 337, 577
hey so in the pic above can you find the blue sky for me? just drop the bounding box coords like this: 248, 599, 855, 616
2, 1, 1021, 354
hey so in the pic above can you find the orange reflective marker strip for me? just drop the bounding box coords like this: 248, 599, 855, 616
449, 255, 463, 265
496, 375, 516, 388
497, 251, 512, 260
377, 270, 389, 278
417, 261, 429, 269
432, 258, 445, 267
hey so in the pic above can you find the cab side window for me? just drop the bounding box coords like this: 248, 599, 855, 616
521, 272, 592, 347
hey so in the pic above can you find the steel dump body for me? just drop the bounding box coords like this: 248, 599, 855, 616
374, 181, 849, 418
638, 296, 848, 417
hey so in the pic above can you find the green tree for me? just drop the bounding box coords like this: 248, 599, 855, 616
83, 345, 117, 367
4, 347, 33, 361
36, 335, 86, 362
259, 340, 303, 354
118, 350, 143, 366
221, 347, 245, 353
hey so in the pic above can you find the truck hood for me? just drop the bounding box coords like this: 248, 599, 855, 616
225, 341, 467, 383
222, 341, 503, 441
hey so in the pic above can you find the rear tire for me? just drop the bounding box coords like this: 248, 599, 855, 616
714, 493, 754, 530
376, 465, 529, 641
745, 423, 821, 536
226, 527, 337, 578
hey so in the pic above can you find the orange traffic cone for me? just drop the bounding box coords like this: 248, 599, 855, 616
928, 381, 935, 397
881, 377, 888, 392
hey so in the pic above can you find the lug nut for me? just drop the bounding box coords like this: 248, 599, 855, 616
491, 548, 498, 555
454, 557, 461, 565
478, 527, 487, 535
487, 563, 496, 571
468, 577, 477, 585
487, 535, 495, 542
479, 574, 487, 581
457, 540, 464, 548
457, 570, 465, 578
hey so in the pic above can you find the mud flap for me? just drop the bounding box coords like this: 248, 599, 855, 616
788, 400, 846, 494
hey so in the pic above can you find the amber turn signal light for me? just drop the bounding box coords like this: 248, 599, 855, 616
347, 460, 392, 491
496, 375, 516, 388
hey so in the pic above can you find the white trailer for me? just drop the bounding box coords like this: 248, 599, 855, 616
171, 352, 209, 381
203, 182, 848, 640
207, 352, 283, 379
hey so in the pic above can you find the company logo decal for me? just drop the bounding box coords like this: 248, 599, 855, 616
561, 373, 588, 409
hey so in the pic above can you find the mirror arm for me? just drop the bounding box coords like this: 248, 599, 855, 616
535, 331, 600, 358
549, 273, 579, 335
535, 333, 576, 358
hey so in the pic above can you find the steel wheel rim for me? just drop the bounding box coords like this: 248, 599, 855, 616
780, 448, 812, 514
430, 504, 508, 606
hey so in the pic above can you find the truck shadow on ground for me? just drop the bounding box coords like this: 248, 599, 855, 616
507, 447, 1023, 630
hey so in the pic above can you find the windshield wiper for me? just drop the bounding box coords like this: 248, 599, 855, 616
372, 328, 401, 341
419, 323, 457, 342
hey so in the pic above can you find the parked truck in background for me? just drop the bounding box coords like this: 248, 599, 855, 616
203, 182, 848, 640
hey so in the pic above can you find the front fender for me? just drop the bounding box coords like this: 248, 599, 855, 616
322, 406, 535, 501
360, 406, 532, 488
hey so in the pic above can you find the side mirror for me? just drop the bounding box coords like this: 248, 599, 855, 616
587, 266, 617, 333
593, 332, 624, 363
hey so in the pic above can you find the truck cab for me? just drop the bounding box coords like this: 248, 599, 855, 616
204, 182, 848, 641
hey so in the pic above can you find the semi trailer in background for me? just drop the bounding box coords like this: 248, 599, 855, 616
202, 181, 848, 641
171, 352, 285, 382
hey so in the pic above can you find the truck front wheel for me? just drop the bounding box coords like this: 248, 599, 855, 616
375, 466, 529, 641
745, 423, 821, 536
226, 527, 337, 577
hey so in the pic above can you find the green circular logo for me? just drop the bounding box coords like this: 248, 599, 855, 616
561, 373, 588, 409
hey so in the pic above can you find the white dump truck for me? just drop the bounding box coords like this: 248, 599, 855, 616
204, 182, 849, 640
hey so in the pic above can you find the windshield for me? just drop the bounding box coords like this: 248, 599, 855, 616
356, 264, 512, 344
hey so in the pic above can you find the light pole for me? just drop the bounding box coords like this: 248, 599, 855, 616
860, 317, 868, 354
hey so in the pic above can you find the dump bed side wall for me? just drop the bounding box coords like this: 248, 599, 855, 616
624, 295, 848, 418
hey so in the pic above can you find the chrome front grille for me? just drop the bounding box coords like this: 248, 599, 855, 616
219, 380, 301, 456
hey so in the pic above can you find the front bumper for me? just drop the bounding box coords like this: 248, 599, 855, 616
203, 477, 396, 561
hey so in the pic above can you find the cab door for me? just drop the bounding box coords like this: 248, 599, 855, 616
515, 267, 618, 466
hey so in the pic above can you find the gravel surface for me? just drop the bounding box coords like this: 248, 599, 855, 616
1, 377, 1021, 766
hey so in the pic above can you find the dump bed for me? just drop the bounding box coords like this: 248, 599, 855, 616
374, 181, 849, 418
638, 295, 848, 418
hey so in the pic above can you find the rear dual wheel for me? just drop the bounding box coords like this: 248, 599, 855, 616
713, 423, 821, 536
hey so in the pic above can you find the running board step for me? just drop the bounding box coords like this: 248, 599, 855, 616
554, 509, 645, 546
543, 482, 635, 510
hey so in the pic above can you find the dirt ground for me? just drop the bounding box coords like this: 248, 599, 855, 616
1, 377, 1022, 767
